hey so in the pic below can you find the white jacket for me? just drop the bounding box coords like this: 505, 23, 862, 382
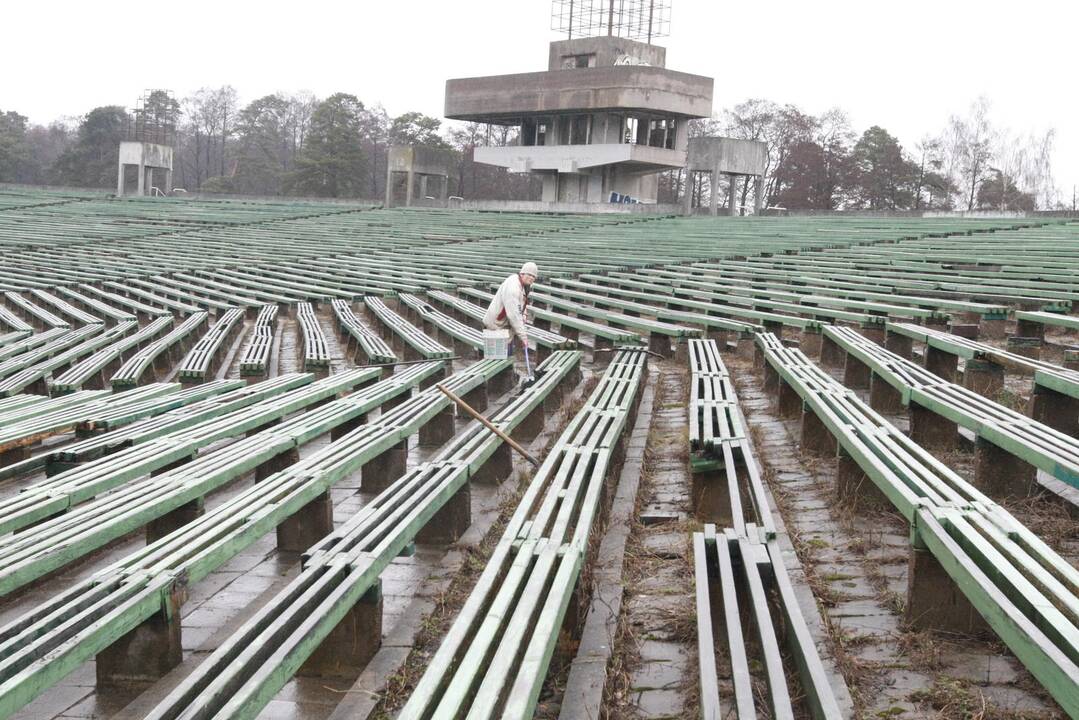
484, 273, 529, 340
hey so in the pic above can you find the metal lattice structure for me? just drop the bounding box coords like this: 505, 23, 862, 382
551, 0, 671, 42
125, 89, 177, 146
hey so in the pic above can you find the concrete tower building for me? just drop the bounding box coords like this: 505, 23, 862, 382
444, 3, 713, 204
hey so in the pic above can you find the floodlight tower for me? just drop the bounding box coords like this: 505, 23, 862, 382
444, 1, 712, 204
117, 90, 176, 197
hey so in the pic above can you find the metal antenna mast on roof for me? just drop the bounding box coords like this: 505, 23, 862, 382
551, 0, 670, 44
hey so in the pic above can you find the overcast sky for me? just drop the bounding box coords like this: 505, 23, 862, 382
4, 0, 1076, 203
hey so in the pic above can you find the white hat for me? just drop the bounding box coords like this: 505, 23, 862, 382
520, 262, 539, 278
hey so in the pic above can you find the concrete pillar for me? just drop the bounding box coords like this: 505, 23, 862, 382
136, 161, 146, 195
727, 174, 738, 216
300, 582, 382, 678
683, 172, 694, 216
691, 467, 732, 526
256, 447, 300, 482
405, 169, 414, 206
836, 450, 888, 511
1015, 318, 1045, 341
948, 323, 980, 340
331, 413, 368, 442
419, 174, 429, 200
869, 373, 903, 414
362, 441, 408, 492
513, 405, 546, 443
647, 333, 672, 358
439, 175, 448, 202
909, 402, 957, 450
800, 409, 836, 457
820, 334, 844, 368
1027, 386, 1079, 438
753, 176, 764, 214
147, 497, 204, 545
973, 438, 1037, 498
709, 172, 719, 216
416, 483, 471, 544
905, 543, 988, 634
593, 335, 613, 366
462, 382, 488, 414
164, 168, 173, 194
962, 360, 1004, 399
1007, 337, 1042, 360
0, 446, 30, 469
885, 331, 913, 360
800, 330, 823, 359
842, 354, 871, 389
277, 491, 334, 553
117, 161, 125, 195
473, 442, 513, 485
96, 589, 184, 687
980, 317, 1006, 339
419, 406, 455, 446
861, 324, 886, 345
763, 361, 779, 394
777, 379, 801, 419
925, 346, 958, 383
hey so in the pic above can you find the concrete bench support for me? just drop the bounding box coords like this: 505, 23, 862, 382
962, 360, 1004, 399
299, 581, 382, 678
417, 483, 471, 544
1028, 386, 1079, 439
147, 498, 205, 545
362, 441, 408, 492
909, 402, 957, 450
96, 591, 184, 688
869, 373, 903, 414
973, 438, 1037, 499
419, 406, 455, 446
800, 410, 836, 457
905, 545, 989, 635
277, 491, 334, 553
925, 346, 958, 383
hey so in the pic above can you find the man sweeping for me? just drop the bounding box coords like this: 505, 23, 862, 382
484, 262, 538, 355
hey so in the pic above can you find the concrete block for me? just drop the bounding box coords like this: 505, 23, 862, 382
277, 491, 334, 553
800, 410, 836, 458
973, 438, 1037, 499
362, 441, 408, 492
416, 483, 471, 545
255, 447, 300, 482
1027, 385, 1079, 438
885, 331, 913, 360
962, 360, 1004, 399
96, 587, 185, 688
925, 346, 958, 382
905, 547, 989, 635
300, 582, 382, 678
843, 354, 871, 389
908, 402, 957, 450
777, 379, 801, 420
820, 335, 844, 368
869, 373, 903, 414
147, 497, 204, 545
419, 407, 455, 446
472, 442, 513, 485
800, 330, 823, 359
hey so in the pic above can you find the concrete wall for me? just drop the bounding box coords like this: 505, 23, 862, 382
548, 37, 666, 70
118, 141, 173, 169
445, 66, 713, 120
687, 137, 766, 176
387, 145, 451, 177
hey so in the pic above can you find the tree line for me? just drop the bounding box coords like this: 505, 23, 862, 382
0, 89, 1062, 211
